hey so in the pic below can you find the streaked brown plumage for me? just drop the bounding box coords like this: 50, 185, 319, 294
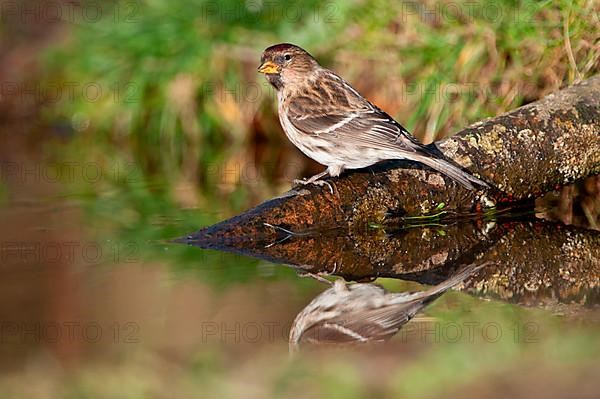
258, 43, 488, 190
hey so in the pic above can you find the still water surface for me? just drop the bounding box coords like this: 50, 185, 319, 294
1, 144, 599, 397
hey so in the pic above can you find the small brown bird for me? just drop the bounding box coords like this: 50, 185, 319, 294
289, 262, 489, 349
258, 43, 488, 190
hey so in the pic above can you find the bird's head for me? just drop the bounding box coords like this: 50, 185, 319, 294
258, 43, 319, 90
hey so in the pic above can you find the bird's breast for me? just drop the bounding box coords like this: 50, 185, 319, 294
277, 99, 337, 167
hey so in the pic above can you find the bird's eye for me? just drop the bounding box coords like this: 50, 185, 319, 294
284, 54, 292, 61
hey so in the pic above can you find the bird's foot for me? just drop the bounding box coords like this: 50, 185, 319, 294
298, 272, 334, 285
298, 272, 349, 293
293, 178, 334, 194
297, 262, 341, 285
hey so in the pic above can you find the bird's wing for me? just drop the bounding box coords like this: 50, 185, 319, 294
298, 301, 426, 344
285, 73, 425, 152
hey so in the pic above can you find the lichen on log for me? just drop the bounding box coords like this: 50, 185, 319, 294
440, 76, 600, 199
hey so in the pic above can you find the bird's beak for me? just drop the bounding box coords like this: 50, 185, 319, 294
257, 61, 279, 74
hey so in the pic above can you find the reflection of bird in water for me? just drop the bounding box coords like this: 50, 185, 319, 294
290, 262, 490, 349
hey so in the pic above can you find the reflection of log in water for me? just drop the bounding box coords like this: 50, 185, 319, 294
466, 222, 600, 309
180, 218, 600, 310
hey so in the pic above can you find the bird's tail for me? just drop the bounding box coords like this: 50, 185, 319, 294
410, 153, 489, 190
386, 262, 491, 322
420, 261, 491, 299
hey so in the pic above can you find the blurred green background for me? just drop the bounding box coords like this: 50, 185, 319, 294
0, 0, 599, 397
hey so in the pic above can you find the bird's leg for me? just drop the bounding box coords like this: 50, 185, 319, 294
299, 273, 349, 291
293, 169, 328, 184
293, 169, 334, 194
299, 272, 334, 285
332, 278, 349, 293
297, 261, 341, 285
